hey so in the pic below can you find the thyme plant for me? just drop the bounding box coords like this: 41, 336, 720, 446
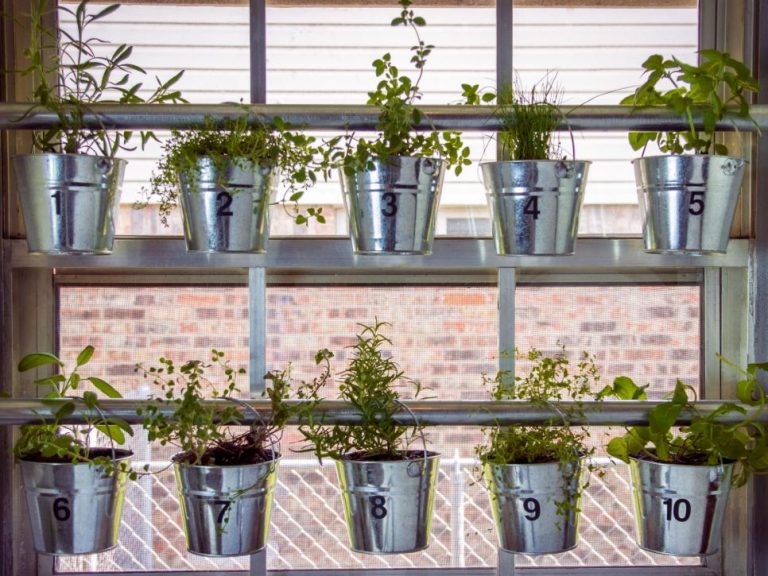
621, 50, 759, 156
599, 360, 768, 487
15, 345, 134, 477
137, 349, 293, 466
19, 0, 185, 157
297, 321, 426, 462
475, 347, 602, 516
141, 115, 325, 226
323, 0, 471, 177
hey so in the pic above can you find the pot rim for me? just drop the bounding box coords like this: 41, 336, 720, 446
482, 456, 584, 469
172, 451, 281, 470
628, 454, 735, 470
336, 450, 440, 464
631, 153, 745, 163
480, 159, 591, 167
19, 448, 134, 466
12, 152, 128, 164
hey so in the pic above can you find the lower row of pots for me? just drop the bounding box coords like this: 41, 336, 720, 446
21, 450, 732, 558
14, 153, 745, 257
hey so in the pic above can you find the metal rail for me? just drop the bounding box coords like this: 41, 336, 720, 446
0, 103, 765, 132
0, 399, 762, 426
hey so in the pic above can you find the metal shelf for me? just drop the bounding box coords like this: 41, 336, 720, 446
8, 238, 750, 272
0, 103, 765, 132
0, 399, 761, 426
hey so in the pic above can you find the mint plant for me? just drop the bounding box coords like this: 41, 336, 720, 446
141, 114, 325, 227
475, 347, 602, 516
323, 0, 471, 177
297, 321, 426, 462
15, 345, 134, 477
18, 0, 185, 157
621, 49, 759, 156
599, 361, 768, 487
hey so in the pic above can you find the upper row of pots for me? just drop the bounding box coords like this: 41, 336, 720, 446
11, 1, 759, 257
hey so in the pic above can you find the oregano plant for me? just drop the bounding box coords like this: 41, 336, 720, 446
621, 49, 759, 156
140, 114, 325, 227
322, 0, 471, 177
475, 347, 603, 517
15, 345, 134, 478
296, 320, 427, 462
599, 359, 768, 487
18, 0, 185, 157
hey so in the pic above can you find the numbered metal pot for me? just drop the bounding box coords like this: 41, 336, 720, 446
483, 459, 583, 554
334, 451, 440, 554
19, 450, 132, 555
14, 153, 126, 255
174, 454, 280, 556
480, 160, 590, 256
179, 157, 277, 253
634, 155, 744, 254
629, 457, 734, 556
340, 156, 446, 255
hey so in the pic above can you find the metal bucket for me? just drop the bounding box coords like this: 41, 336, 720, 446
334, 451, 440, 554
340, 156, 446, 255
629, 457, 733, 556
483, 459, 583, 554
174, 455, 280, 556
13, 153, 126, 255
20, 450, 132, 555
633, 155, 744, 254
179, 157, 276, 253
480, 160, 589, 256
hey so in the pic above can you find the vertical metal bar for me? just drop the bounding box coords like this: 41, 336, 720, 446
497, 267, 515, 576
749, 0, 768, 573
250, 0, 267, 104
698, 0, 720, 52
249, 0, 267, 572
498, 268, 515, 376
702, 268, 721, 401
449, 450, 465, 567
249, 267, 267, 576
496, 0, 513, 163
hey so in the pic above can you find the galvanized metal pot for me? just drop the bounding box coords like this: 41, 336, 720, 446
14, 153, 126, 255
634, 154, 744, 254
20, 450, 132, 555
480, 160, 590, 256
334, 451, 440, 554
174, 454, 280, 556
483, 459, 583, 554
629, 457, 734, 556
178, 157, 277, 253
340, 156, 446, 255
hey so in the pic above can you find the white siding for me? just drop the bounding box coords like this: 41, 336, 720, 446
60, 4, 697, 216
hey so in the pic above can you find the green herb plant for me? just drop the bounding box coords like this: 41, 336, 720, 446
141, 114, 325, 226
322, 0, 471, 177
599, 360, 768, 487
15, 345, 134, 478
620, 49, 759, 156
462, 73, 565, 161
297, 320, 427, 462
137, 349, 293, 467
18, 0, 185, 157
475, 347, 603, 517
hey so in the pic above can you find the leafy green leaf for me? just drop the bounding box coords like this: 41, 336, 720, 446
18, 353, 62, 372
88, 377, 122, 399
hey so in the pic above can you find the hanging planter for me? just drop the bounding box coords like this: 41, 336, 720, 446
340, 156, 446, 255
335, 451, 440, 554
480, 160, 589, 256
178, 157, 276, 253
14, 154, 126, 255
484, 459, 582, 554
174, 453, 280, 556
629, 458, 733, 556
20, 450, 132, 555
621, 50, 758, 255
634, 155, 744, 254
